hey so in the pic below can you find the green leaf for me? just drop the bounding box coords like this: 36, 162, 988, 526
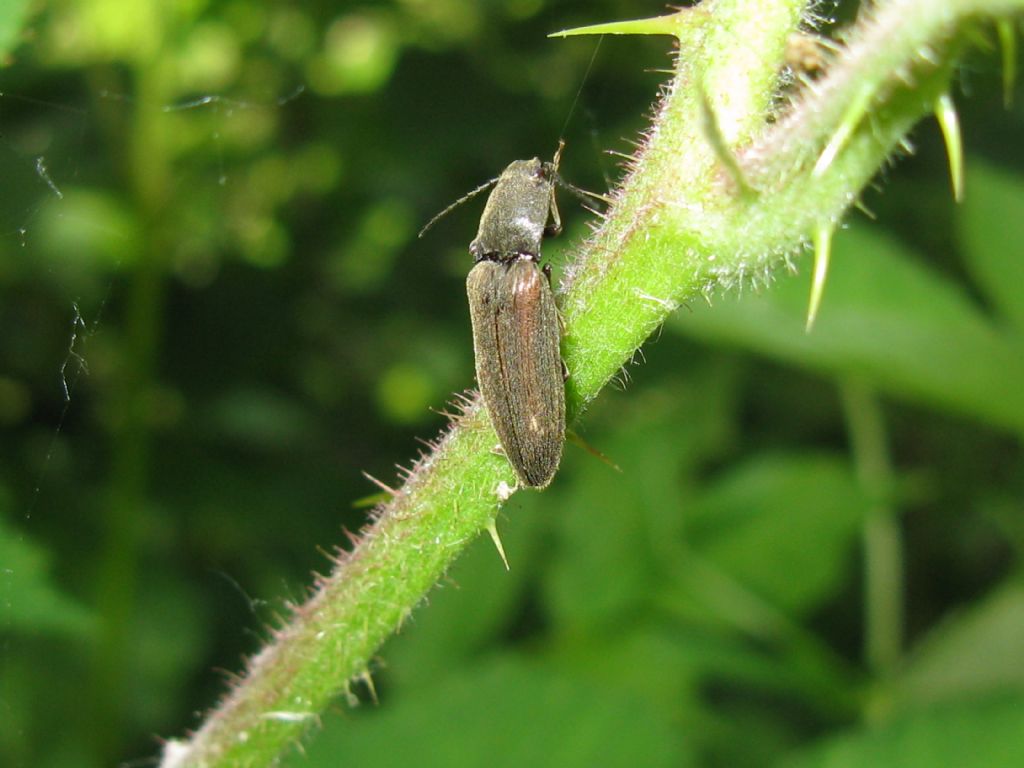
674, 224, 1024, 436
542, 363, 740, 631
0, 0, 30, 61
892, 584, 1024, 711
548, 621, 845, 724
293, 655, 692, 768
958, 160, 1024, 334
0, 507, 94, 637
687, 454, 866, 616
781, 695, 1024, 768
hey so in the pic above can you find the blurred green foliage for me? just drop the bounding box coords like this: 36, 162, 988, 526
0, 1, 1022, 767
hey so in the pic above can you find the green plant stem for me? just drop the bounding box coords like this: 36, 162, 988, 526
840, 381, 903, 706
91, 20, 173, 763
162, 1, 1024, 765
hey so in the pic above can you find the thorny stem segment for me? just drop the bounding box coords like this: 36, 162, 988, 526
163, 1, 1024, 766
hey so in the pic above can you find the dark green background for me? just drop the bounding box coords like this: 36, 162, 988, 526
2, 1, 1023, 766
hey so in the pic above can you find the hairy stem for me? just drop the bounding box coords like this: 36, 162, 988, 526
163, 1, 1024, 765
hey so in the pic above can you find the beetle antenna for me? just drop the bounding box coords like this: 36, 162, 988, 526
556, 176, 613, 207
418, 177, 499, 239
558, 36, 603, 139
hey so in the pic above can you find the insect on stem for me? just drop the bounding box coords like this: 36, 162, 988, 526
421, 136, 606, 488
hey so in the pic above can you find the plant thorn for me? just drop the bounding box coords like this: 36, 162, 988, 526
813, 83, 874, 178
934, 93, 964, 203
486, 521, 510, 571
549, 10, 694, 39
807, 221, 834, 332
699, 87, 754, 196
